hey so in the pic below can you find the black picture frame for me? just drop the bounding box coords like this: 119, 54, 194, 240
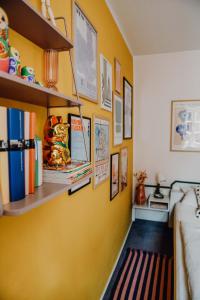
123, 77, 133, 139
110, 153, 120, 200
68, 113, 92, 195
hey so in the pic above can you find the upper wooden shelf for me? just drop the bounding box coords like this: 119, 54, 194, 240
0, 0, 73, 51
0, 71, 82, 108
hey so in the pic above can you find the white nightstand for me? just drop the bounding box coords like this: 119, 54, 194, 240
132, 194, 170, 224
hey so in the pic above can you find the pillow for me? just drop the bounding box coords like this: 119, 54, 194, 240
181, 189, 197, 207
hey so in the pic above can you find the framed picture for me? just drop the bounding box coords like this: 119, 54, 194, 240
171, 100, 200, 152
94, 116, 110, 187
113, 93, 123, 146
110, 153, 119, 200
123, 77, 133, 139
68, 114, 91, 194
120, 147, 128, 191
73, 2, 98, 102
100, 54, 112, 111
115, 58, 121, 94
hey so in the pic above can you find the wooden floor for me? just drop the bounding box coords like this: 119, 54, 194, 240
103, 219, 173, 300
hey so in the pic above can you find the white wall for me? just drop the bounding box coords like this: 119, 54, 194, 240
134, 50, 200, 186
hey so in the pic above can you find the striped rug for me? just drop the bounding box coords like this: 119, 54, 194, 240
111, 248, 173, 300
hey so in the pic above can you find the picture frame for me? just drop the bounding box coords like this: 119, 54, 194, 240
113, 93, 123, 146
100, 54, 112, 111
110, 153, 119, 200
171, 100, 200, 152
123, 77, 133, 139
72, 1, 98, 102
68, 114, 91, 194
114, 58, 121, 94
120, 147, 128, 191
94, 115, 110, 187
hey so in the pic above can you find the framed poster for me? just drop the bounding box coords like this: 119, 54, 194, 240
110, 153, 119, 200
115, 58, 121, 94
94, 116, 110, 187
120, 147, 128, 191
73, 2, 98, 102
123, 77, 133, 139
113, 93, 123, 146
100, 54, 112, 111
68, 114, 91, 194
171, 100, 200, 152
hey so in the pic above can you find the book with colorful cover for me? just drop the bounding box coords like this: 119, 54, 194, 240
29, 112, 36, 194
24, 111, 30, 195
0, 107, 9, 205
7, 108, 25, 202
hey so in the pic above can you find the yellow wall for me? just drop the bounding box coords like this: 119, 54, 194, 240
0, 1, 133, 299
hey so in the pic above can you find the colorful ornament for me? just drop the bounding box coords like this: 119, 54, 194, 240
21, 66, 35, 83
0, 7, 9, 43
0, 8, 9, 72
43, 115, 71, 168
8, 47, 21, 76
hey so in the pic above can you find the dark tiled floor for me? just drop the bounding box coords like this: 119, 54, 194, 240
103, 219, 173, 300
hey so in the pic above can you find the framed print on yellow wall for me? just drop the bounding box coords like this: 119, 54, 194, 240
114, 58, 121, 94
73, 1, 98, 102
94, 115, 110, 187
100, 54, 112, 111
110, 153, 119, 200
171, 100, 200, 152
113, 93, 123, 146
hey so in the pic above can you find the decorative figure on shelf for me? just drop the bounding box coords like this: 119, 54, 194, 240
43, 115, 71, 168
154, 173, 166, 199
0, 7, 9, 72
44, 49, 58, 90
8, 47, 21, 76
21, 66, 35, 83
134, 170, 147, 205
41, 0, 57, 27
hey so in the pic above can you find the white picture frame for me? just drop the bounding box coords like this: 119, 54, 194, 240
73, 2, 98, 102
94, 116, 110, 187
113, 93, 123, 146
100, 54, 112, 111
123, 78, 133, 139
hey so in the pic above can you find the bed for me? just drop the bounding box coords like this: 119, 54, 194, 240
172, 182, 200, 300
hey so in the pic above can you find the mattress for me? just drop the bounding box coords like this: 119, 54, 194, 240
174, 203, 199, 300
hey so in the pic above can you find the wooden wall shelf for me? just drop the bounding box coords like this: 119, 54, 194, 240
3, 173, 93, 216
0, 71, 82, 108
0, 0, 73, 51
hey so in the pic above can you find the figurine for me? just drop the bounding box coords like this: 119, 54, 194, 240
41, 0, 57, 27
8, 47, 21, 76
21, 66, 35, 83
0, 7, 9, 72
43, 115, 71, 168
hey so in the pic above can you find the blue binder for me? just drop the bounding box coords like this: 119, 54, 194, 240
7, 108, 25, 202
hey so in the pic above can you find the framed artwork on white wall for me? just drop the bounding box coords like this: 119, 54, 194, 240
113, 93, 123, 146
171, 100, 200, 152
100, 54, 112, 111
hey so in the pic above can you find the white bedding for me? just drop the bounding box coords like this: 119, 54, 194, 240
181, 221, 200, 300
174, 202, 199, 300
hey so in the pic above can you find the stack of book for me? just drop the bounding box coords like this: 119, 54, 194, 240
43, 162, 93, 185
0, 107, 43, 206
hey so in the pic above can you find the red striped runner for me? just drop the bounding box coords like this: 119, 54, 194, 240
111, 249, 173, 300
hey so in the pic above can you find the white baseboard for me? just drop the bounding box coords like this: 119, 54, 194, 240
99, 222, 132, 300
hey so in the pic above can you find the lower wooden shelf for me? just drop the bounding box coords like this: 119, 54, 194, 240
3, 173, 93, 216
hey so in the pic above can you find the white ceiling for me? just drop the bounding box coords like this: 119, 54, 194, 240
106, 0, 200, 55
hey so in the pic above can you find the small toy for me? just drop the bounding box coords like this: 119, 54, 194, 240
8, 47, 21, 76
0, 7, 9, 43
41, 0, 56, 27
0, 8, 9, 72
21, 66, 35, 83
43, 115, 71, 168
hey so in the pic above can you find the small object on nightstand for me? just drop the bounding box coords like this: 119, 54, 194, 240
154, 172, 166, 199
134, 170, 147, 205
